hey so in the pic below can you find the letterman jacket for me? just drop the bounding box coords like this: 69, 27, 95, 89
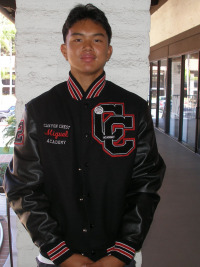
4, 72, 166, 265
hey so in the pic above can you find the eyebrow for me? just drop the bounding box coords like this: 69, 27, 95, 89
71, 33, 106, 38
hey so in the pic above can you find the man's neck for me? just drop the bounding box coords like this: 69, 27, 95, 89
70, 71, 104, 92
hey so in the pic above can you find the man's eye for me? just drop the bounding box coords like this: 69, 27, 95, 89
75, 39, 82, 42
94, 39, 102, 43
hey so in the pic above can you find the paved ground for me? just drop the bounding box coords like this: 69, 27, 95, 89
142, 129, 200, 267
0, 119, 17, 267
0, 215, 10, 267
0, 193, 17, 267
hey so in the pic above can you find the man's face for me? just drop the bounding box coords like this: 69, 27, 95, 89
61, 19, 112, 79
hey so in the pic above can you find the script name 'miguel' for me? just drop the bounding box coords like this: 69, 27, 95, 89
44, 129, 69, 139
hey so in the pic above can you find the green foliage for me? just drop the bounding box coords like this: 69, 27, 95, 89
3, 115, 16, 153
0, 147, 13, 154
0, 163, 8, 186
0, 13, 16, 55
1, 67, 16, 80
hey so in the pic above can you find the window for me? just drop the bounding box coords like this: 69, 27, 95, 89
169, 57, 181, 139
158, 59, 167, 131
182, 53, 199, 149
150, 61, 158, 125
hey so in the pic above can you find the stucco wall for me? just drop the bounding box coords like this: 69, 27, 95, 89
150, 0, 200, 46
15, 0, 151, 266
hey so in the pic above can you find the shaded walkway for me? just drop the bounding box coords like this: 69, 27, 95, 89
142, 129, 200, 267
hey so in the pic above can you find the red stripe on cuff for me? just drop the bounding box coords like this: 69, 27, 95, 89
107, 246, 115, 253
115, 242, 135, 254
47, 241, 66, 256
50, 247, 69, 261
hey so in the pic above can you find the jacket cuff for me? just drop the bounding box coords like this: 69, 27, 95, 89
41, 241, 73, 265
108, 241, 135, 265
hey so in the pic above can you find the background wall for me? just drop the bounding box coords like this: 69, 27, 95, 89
150, 0, 200, 46
15, 0, 151, 266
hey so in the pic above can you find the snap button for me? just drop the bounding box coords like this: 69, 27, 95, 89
84, 103, 89, 108
79, 197, 84, 202
83, 193, 90, 198
83, 228, 88, 233
78, 168, 82, 171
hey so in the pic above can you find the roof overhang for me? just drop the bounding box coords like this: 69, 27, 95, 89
0, 0, 16, 23
150, 0, 168, 15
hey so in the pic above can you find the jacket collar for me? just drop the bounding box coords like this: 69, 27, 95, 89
67, 71, 106, 100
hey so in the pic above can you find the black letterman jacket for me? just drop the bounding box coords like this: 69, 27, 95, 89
4, 72, 166, 265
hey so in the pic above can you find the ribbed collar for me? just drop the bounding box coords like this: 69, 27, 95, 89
67, 71, 106, 100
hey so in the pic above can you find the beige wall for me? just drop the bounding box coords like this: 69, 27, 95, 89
150, 0, 200, 47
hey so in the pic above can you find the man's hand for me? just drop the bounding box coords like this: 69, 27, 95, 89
86, 256, 125, 267
59, 254, 94, 267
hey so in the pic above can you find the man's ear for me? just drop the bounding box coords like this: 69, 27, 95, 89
60, 44, 68, 60
107, 45, 113, 61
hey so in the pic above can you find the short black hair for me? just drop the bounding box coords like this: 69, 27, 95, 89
62, 4, 112, 44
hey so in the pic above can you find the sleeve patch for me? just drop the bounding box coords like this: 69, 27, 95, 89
15, 120, 24, 145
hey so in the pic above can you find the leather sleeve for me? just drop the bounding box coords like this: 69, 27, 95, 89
3, 107, 73, 265
111, 102, 166, 264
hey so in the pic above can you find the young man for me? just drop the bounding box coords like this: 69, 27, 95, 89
4, 4, 166, 267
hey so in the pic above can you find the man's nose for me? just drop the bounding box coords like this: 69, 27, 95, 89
83, 39, 93, 50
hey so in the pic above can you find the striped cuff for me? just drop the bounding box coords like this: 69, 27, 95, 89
46, 241, 73, 265
108, 241, 135, 265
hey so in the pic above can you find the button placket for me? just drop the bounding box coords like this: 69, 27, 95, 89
84, 101, 89, 109
79, 99, 94, 245
90, 223, 95, 229
84, 162, 89, 168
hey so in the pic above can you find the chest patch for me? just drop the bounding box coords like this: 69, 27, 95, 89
92, 103, 135, 157
43, 123, 71, 145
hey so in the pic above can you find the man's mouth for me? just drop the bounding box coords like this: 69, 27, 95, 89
80, 54, 96, 62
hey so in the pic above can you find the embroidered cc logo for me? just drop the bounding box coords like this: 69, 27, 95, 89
92, 103, 135, 157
